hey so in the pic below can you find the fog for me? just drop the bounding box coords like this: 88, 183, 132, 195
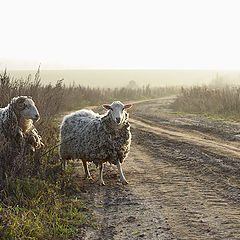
6, 69, 240, 88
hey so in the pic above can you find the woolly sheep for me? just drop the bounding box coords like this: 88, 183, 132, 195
60, 101, 132, 186
0, 96, 43, 180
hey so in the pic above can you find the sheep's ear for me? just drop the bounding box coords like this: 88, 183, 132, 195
103, 104, 111, 110
124, 104, 132, 109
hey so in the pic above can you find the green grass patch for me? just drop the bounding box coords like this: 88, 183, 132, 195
201, 112, 240, 122
0, 167, 94, 240
171, 110, 240, 123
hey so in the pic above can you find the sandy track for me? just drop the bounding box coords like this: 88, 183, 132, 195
77, 97, 240, 240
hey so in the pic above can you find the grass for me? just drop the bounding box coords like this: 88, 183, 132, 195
172, 86, 240, 122
202, 112, 240, 122
0, 168, 93, 239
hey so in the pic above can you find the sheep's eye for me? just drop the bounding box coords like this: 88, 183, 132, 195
110, 107, 113, 111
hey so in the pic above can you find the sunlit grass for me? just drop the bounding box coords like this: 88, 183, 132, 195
0, 172, 93, 239
172, 86, 240, 122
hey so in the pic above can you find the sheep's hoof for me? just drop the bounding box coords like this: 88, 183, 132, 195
99, 182, 105, 186
122, 180, 129, 185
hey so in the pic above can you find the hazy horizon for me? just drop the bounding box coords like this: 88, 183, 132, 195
4, 69, 240, 88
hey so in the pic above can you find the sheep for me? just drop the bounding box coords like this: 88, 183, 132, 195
0, 96, 43, 180
59, 101, 132, 186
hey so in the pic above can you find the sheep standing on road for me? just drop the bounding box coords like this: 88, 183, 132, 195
60, 101, 132, 185
0, 96, 43, 180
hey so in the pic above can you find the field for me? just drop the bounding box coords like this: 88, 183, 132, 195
1, 70, 240, 239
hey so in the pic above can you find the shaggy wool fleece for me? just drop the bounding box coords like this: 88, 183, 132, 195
0, 96, 43, 183
60, 109, 131, 166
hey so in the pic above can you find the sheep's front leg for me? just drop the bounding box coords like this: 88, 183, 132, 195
98, 162, 105, 186
82, 160, 91, 179
116, 161, 128, 185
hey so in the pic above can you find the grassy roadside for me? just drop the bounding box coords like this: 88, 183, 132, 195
0, 135, 95, 239
0, 173, 93, 239
0, 94, 98, 239
0, 108, 95, 239
169, 111, 240, 123
172, 86, 240, 122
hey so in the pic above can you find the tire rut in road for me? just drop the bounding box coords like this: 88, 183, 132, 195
131, 119, 240, 239
131, 116, 240, 159
132, 119, 240, 204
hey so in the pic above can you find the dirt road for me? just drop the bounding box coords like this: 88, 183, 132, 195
77, 97, 240, 240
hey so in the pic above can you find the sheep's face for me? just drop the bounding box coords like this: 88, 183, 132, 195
103, 101, 132, 125
16, 97, 40, 121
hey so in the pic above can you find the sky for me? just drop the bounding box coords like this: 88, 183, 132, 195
1, 0, 240, 70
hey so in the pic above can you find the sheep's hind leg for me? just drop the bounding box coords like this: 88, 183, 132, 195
82, 160, 91, 179
116, 161, 128, 185
98, 162, 105, 186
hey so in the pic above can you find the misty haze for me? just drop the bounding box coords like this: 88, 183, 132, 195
7, 69, 240, 87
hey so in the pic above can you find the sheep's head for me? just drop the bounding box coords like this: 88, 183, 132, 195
103, 101, 132, 125
13, 96, 40, 121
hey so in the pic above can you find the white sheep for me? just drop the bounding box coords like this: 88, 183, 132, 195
59, 101, 132, 185
0, 96, 43, 180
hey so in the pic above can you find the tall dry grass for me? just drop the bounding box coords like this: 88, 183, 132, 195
172, 86, 240, 118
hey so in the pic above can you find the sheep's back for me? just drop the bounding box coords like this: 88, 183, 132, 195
60, 111, 100, 158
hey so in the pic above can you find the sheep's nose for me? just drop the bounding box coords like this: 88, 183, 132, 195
116, 117, 121, 123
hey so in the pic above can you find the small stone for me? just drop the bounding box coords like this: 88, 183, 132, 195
126, 216, 137, 222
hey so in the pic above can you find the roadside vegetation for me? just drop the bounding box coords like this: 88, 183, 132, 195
0, 69, 178, 239
172, 84, 240, 121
